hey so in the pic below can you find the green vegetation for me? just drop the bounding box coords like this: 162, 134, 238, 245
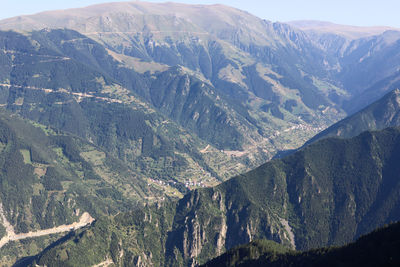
35, 218, 113, 266
24, 127, 400, 266
30, 203, 178, 267
203, 222, 400, 267
202, 239, 293, 266
19, 149, 32, 164
0, 110, 164, 263
0, 3, 399, 266
0, 29, 257, 193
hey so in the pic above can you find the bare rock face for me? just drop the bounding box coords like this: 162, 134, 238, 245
182, 214, 206, 258
164, 185, 294, 266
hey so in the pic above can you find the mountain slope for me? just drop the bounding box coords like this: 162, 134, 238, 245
0, 23, 345, 198
337, 30, 400, 103
1, 3, 400, 266
0, 29, 254, 192
342, 69, 400, 114
0, 109, 169, 264
306, 88, 400, 144
2, 2, 400, 157
289, 20, 400, 113
202, 221, 400, 267
0, 2, 348, 155
26, 127, 400, 266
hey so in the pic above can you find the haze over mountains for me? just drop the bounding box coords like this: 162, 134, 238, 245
288, 20, 398, 39
306, 89, 400, 145
0, 1, 399, 266
1, 1, 399, 154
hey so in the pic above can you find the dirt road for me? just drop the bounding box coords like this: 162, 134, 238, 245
0, 203, 94, 249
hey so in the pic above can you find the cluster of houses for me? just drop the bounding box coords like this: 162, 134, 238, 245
184, 180, 205, 188
148, 178, 206, 189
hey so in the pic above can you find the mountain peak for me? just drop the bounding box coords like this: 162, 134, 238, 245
0, 1, 301, 49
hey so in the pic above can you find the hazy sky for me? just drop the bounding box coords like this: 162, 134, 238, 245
0, 0, 399, 27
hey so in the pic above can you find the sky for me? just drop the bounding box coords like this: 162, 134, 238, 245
0, 0, 399, 28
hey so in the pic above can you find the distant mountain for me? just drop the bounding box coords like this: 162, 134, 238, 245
202, 221, 400, 267
289, 20, 397, 39
2, 3, 400, 144
306, 88, 400, 144
336, 30, 400, 104
3, 2, 400, 161
290, 20, 400, 112
0, 2, 350, 154
26, 127, 400, 266
342, 70, 400, 114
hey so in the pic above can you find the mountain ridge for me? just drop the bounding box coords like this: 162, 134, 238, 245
288, 20, 399, 39
202, 221, 400, 267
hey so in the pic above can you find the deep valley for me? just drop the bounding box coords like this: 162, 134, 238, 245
0, 1, 399, 266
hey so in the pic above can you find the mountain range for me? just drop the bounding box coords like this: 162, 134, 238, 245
0, 1, 399, 266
